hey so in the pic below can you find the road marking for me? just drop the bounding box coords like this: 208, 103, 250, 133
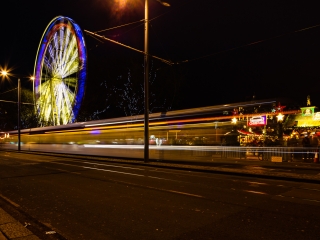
167, 190, 203, 198
247, 181, 267, 185
0, 194, 20, 207
300, 187, 320, 192
51, 162, 145, 177
48, 162, 204, 198
51, 161, 181, 181
276, 194, 320, 203
244, 190, 267, 195
82, 161, 144, 170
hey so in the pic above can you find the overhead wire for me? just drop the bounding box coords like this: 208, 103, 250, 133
178, 23, 320, 64
95, 19, 144, 33
0, 88, 17, 95
84, 29, 173, 65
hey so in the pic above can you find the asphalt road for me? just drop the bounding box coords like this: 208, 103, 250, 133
1, 151, 320, 239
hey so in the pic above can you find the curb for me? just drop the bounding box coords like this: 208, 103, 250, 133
0, 208, 40, 240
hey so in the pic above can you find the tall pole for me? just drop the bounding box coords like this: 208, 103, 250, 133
18, 78, 21, 151
144, 0, 149, 163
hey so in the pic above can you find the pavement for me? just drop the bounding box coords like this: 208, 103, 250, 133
1, 152, 320, 239
0, 208, 40, 240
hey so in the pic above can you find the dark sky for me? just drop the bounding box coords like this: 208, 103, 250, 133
1, 0, 320, 116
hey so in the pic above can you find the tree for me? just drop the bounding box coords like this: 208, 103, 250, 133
107, 60, 174, 117
0, 87, 37, 131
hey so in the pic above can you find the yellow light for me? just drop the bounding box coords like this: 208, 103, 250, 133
1, 70, 8, 76
276, 113, 284, 122
30, 76, 35, 81
231, 117, 237, 124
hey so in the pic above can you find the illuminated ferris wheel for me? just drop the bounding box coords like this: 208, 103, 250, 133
33, 16, 87, 126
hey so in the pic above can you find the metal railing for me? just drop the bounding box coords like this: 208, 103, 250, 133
219, 146, 318, 162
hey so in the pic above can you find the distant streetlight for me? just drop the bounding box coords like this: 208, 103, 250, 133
276, 113, 284, 122
276, 113, 285, 144
231, 117, 238, 124
0, 69, 34, 151
1, 70, 8, 76
143, 0, 170, 162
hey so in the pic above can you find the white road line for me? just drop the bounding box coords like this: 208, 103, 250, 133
244, 190, 268, 195
0, 194, 20, 207
247, 181, 268, 185
82, 161, 143, 170
166, 190, 204, 198
53, 162, 145, 177
49, 161, 204, 198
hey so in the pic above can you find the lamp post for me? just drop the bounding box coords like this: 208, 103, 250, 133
17, 78, 21, 151
0, 70, 34, 151
143, 0, 170, 163
276, 113, 284, 145
144, 0, 149, 163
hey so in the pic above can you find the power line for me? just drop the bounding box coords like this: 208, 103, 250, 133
177, 23, 320, 64
84, 29, 173, 65
95, 19, 144, 33
0, 88, 17, 95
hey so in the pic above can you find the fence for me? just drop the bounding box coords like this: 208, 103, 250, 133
219, 146, 317, 162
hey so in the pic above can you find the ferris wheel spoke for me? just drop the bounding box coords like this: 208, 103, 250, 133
54, 84, 74, 124
38, 82, 53, 122
46, 45, 55, 71
61, 29, 73, 68
43, 58, 54, 76
60, 53, 79, 78
58, 28, 69, 75
53, 32, 60, 71
62, 77, 77, 88
61, 40, 79, 78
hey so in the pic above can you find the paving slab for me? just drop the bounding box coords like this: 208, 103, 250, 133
0, 208, 39, 240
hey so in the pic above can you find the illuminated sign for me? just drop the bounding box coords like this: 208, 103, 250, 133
301, 107, 315, 116
248, 115, 266, 126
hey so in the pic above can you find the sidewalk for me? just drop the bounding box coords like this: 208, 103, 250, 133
0, 208, 40, 240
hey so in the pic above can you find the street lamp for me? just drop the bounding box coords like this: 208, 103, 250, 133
231, 117, 238, 124
144, 0, 170, 162
276, 113, 284, 144
0, 70, 34, 151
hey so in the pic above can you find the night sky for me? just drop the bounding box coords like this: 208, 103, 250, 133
1, 0, 320, 119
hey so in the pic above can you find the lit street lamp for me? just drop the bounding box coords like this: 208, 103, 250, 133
144, 0, 170, 162
276, 113, 285, 144
0, 70, 34, 151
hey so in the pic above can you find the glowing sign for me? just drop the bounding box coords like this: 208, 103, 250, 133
248, 116, 266, 126
301, 107, 315, 116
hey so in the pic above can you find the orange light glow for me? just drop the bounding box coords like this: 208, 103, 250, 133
1, 70, 8, 76
115, 0, 128, 9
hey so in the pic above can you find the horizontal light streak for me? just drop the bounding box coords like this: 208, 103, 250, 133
84, 109, 301, 128
244, 190, 267, 195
